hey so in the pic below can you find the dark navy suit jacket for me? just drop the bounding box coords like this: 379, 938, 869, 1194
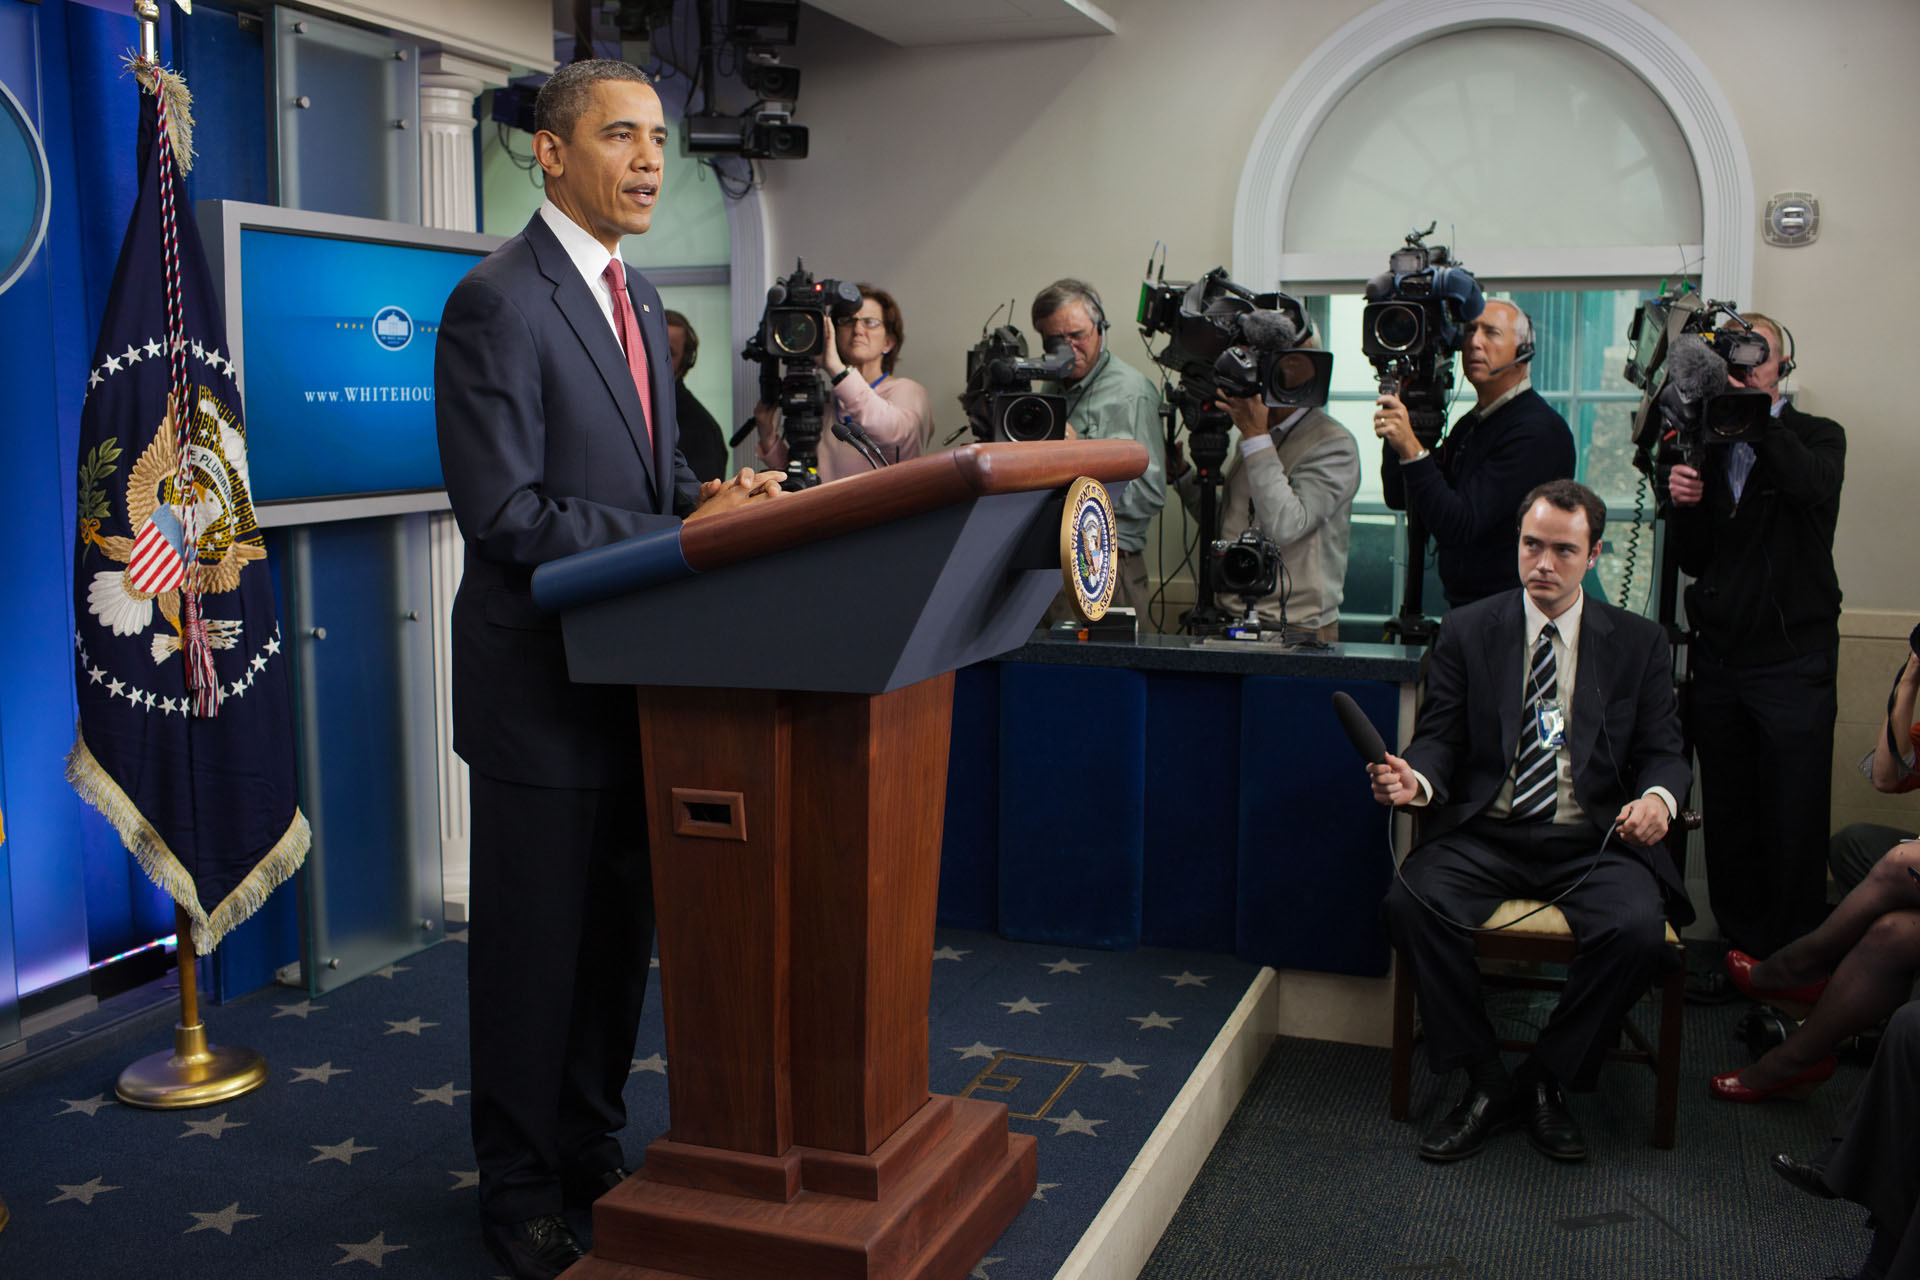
1403, 588, 1695, 923
435, 212, 701, 789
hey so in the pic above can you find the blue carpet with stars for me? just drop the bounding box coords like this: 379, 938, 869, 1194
0, 926, 1259, 1279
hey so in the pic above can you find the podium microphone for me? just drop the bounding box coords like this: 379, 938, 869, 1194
1331, 691, 1387, 765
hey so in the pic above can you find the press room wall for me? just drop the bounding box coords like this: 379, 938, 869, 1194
749, 0, 1920, 616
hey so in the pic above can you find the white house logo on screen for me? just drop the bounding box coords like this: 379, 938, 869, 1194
372, 305, 414, 351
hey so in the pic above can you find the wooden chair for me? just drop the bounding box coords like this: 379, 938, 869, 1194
1387, 899, 1687, 1148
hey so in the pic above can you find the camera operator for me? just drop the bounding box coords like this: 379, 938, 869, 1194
1664, 313, 1847, 968
1169, 356, 1360, 642
1374, 300, 1576, 607
1033, 278, 1167, 615
753, 284, 933, 482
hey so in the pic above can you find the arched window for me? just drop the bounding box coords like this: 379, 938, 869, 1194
1236, 1, 1752, 621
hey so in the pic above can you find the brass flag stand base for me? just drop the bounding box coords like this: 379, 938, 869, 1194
115, 906, 267, 1110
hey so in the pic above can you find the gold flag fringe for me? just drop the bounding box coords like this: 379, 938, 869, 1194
66, 730, 309, 954
124, 53, 196, 173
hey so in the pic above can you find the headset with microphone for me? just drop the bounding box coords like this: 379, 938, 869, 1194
1477, 305, 1536, 378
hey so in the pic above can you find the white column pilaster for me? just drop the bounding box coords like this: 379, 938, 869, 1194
418, 52, 506, 923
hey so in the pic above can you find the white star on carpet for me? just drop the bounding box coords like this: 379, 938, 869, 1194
384, 1017, 438, 1035
58, 1094, 114, 1117
630, 1053, 667, 1074
970, 1257, 1005, 1279
1129, 1011, 1180, 1030
448, 1170, 479, 1191
181, 1112, 246, 1140
1047, 1109, 1105, 1137
412, 1082, 470, 1106
953, 1042, 1002, 1060
932, 945, 969, 961
272, 1000, 324, 1019
1041, 958, 1088, 974
291, 1062, 350, 1084
1093, 1057, 1147, 1079
369, 964, 409, 979
1032, 1182, 1061, 1201
185, 1202, 259, 1235
1000, 996, 1048, 1015
333, 1231, 407, 1267
1161, 971, 1212, 987
311, 1137, 375, 1165
48, 1176, 120, 1205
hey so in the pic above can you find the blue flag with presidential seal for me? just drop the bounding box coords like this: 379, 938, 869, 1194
66, 58, 308, 953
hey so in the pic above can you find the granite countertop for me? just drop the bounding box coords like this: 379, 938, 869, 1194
992, 629, 1426, 681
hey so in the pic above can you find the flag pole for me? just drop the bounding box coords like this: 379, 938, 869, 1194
115, 905, 267, 1108
134, 0, 158, 61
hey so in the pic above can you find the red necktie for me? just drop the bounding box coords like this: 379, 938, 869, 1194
600, 258, 654, 447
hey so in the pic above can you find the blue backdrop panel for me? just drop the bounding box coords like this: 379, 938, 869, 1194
937, 662, 1000, 931
996, 663, 1146, 950
1235, 677, 1397, 976
1141, 674, 1240, 952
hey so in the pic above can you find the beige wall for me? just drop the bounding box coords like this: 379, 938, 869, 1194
753, 0, 1918, 608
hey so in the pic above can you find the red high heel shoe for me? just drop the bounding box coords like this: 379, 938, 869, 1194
1725, 949, 1829, 1006
1708, 1055, 1837, 1103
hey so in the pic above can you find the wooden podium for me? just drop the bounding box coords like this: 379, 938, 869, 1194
532, 441, 1148, 1280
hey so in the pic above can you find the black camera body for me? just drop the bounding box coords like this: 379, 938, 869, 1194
961, 322, 1072, 443
1211, 527, 1281, 602
742, 260, 861, 489
1361, 224, 1485, 443
1138, 268, 1332, 411
1624, 289, 1775, 480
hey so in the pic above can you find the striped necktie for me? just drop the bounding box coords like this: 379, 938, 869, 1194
1510, 622, 1560, 822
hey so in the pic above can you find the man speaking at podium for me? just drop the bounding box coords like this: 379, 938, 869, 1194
435, 60, 781, 1279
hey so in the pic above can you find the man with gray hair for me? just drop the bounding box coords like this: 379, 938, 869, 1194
1374, 299, 1576, 607
1032, 278, 1167, 617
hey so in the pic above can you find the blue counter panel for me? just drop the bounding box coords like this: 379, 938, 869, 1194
1141, 674, 1240, 952
1234, 676, 1398, 976
937, 662, 1000, 932
996, 663, 1146, 951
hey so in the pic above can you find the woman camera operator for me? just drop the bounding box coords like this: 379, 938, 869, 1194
753, 284, 935, 482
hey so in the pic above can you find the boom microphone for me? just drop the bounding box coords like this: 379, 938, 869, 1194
1331, 691, 1388, 766
1232, 308, 1305, 353
1663, 334, 1729, 404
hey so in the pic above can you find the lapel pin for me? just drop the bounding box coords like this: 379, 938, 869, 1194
642, 303, 651, 312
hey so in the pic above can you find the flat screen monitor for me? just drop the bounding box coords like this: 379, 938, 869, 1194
198, 201, 502, 524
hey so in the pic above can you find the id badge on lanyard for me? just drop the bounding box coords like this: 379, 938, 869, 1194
1535, 704, 1566, 750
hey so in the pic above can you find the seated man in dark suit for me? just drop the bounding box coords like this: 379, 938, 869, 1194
1369, 479, 1690, 1164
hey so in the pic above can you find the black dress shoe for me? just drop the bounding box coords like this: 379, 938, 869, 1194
482, 1213, 586, 1280
1418, 1087, 1513, 1162
562, 1163, 633, 1210
1770, 1152, 1838, 1199
1518, 1078, 1587, 1162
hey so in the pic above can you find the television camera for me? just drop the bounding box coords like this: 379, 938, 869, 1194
1137, 262, 1331, 634
1363, 224, 1486, 644
740, 260, 862, 490
959, 317, 1075, 443
1623, 287, 1774, 482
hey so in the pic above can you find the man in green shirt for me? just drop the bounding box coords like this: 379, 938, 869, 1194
1033, 278, 1168, 617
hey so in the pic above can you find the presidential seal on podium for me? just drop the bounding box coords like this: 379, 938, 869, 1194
1061, 476, 1117, 623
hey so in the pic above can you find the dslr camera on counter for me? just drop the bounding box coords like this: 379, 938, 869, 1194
741, 259, 862, 490
1623, 287, 1774, 486
1136, 260, 1331, 634
959, 317, 1074, 443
